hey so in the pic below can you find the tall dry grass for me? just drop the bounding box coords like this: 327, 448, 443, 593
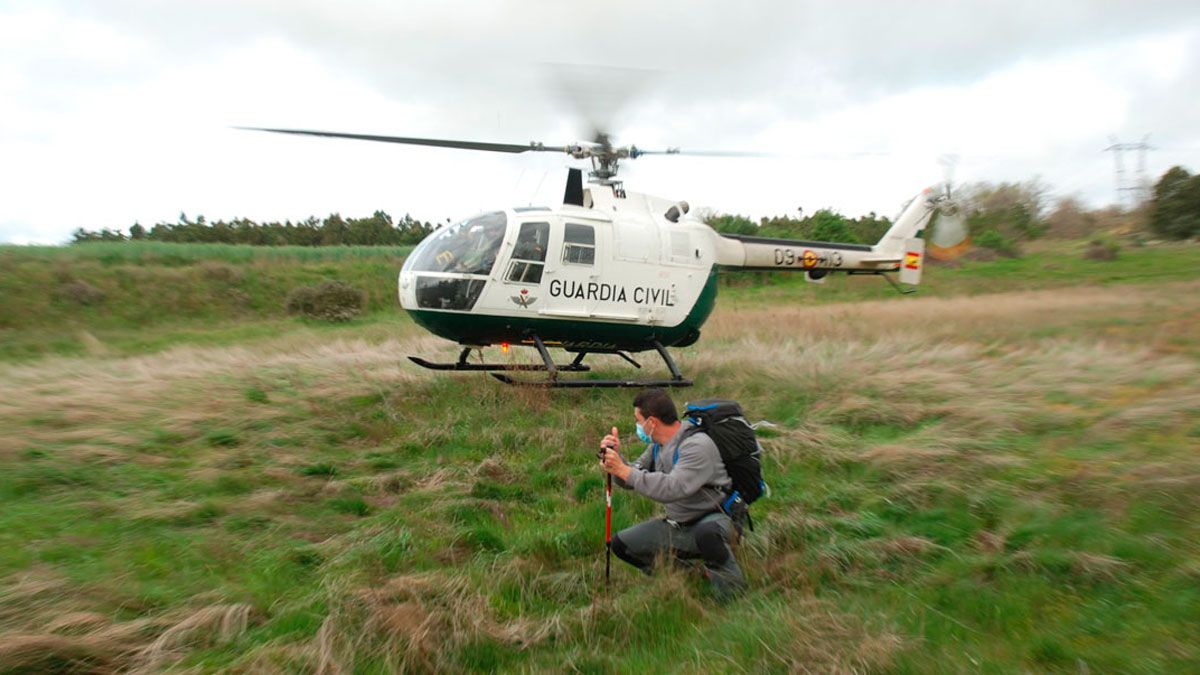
308, 568, 567, 673
0, 334, 436, 460
1, 280, 1198, 670
4, 280, 1191, 438
706, 280, 1200, 350
0, 568, 255, 674
696, 282, 1199, 457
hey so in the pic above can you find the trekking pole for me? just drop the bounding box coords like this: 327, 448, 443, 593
605, 471, 613, 587
600, 426, 618, 588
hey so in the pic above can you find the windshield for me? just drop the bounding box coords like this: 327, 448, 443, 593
403, 211, 507, 276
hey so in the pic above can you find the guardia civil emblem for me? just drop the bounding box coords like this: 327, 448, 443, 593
511, 288, 537, 308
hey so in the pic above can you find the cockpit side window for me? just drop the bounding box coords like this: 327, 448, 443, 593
562, 223, 595, 265
506, 221, 549, 284
402, 211, 506, 276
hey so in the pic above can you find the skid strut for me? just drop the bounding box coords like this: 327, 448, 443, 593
489, 337, 692, 388
408, 347, 591, 372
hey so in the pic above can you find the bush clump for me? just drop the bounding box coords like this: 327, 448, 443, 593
54, 280, 106, 306
198, 261, 242, 282
973, 228, 1021, 258
286, 280, 365, 322
1084, 237, 1120, 261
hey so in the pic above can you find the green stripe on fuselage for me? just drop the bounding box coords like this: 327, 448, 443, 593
405, 267, 718, 352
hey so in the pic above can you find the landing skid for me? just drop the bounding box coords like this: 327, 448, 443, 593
408, 348, 591, 372
492, 336, 692, 389
407, 337, 693, 388
490, 374, 692, 389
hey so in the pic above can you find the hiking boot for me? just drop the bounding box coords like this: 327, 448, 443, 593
705, 568, 747, 604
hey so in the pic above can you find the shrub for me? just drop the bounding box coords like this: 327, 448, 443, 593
198, 261, 242, 282
1084, 237, 1120, 261
973, 229, 1020, 258
1044, 196, 1097, 239
1150, 166, 1200, 240
54, 280, 105, 306
960, 179, 1048, 241
285, 280, 365, 322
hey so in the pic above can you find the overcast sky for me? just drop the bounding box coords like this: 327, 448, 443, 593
3, 0, 1199, 244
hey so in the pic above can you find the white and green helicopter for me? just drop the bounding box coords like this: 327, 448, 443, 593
244, 126, 961, 388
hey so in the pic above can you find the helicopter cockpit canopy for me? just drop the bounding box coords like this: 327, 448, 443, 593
402, 211, 507, 311
404, 211, 507, 276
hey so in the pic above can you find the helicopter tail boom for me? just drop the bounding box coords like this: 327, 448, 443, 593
712, 187, 942, 284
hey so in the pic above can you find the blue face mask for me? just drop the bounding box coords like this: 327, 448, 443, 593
636, 421, 653, 444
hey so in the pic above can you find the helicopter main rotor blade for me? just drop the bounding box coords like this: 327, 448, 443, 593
236, 127, 568, 154
542, 63, 655, 148
631, 147, 771, 158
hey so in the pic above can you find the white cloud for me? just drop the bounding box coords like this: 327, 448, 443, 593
2, 1, 1199, 242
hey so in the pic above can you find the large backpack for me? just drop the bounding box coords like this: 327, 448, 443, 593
681, 399, 766, 506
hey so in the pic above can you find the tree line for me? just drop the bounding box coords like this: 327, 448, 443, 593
702, 182, 1043, 253
69, 165, 1199, 249
705, 166, 1200, 257
71, 211, 435, 246
704, 209, 894, 245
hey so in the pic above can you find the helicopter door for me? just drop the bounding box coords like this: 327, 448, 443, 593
504, 221, 550, 286
546, 221, 601, 318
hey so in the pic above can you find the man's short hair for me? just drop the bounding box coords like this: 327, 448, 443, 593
633, 387, 678, 424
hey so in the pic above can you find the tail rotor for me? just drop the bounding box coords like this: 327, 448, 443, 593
927, 154, 971, 261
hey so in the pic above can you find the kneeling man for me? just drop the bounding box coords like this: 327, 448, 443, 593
600, 388, 746, 600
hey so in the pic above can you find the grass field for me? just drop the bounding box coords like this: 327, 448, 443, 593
0, 242, 414, 361
2, 239, 1196, 361
0, 242, 1198, 672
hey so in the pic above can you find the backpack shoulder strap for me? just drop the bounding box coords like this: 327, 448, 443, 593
677, 425, 711, 465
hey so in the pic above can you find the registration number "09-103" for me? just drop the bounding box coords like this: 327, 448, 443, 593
773, 248, 843, 268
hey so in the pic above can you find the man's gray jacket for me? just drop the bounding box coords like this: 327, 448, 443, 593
616, 421, 732, 523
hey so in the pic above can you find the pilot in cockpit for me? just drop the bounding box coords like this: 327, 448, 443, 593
454, 219, 505, 274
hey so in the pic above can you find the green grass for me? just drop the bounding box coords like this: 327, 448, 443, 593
0, 240, 1198, 672
0, 241, 414, 264
2, 239, 1196, 363
0, 242, 413, 357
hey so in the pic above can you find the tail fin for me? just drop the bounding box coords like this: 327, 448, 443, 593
874, 186, 941, 256
870, 186, 944, 286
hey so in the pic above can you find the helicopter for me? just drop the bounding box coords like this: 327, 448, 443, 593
241, 125, 963, 388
